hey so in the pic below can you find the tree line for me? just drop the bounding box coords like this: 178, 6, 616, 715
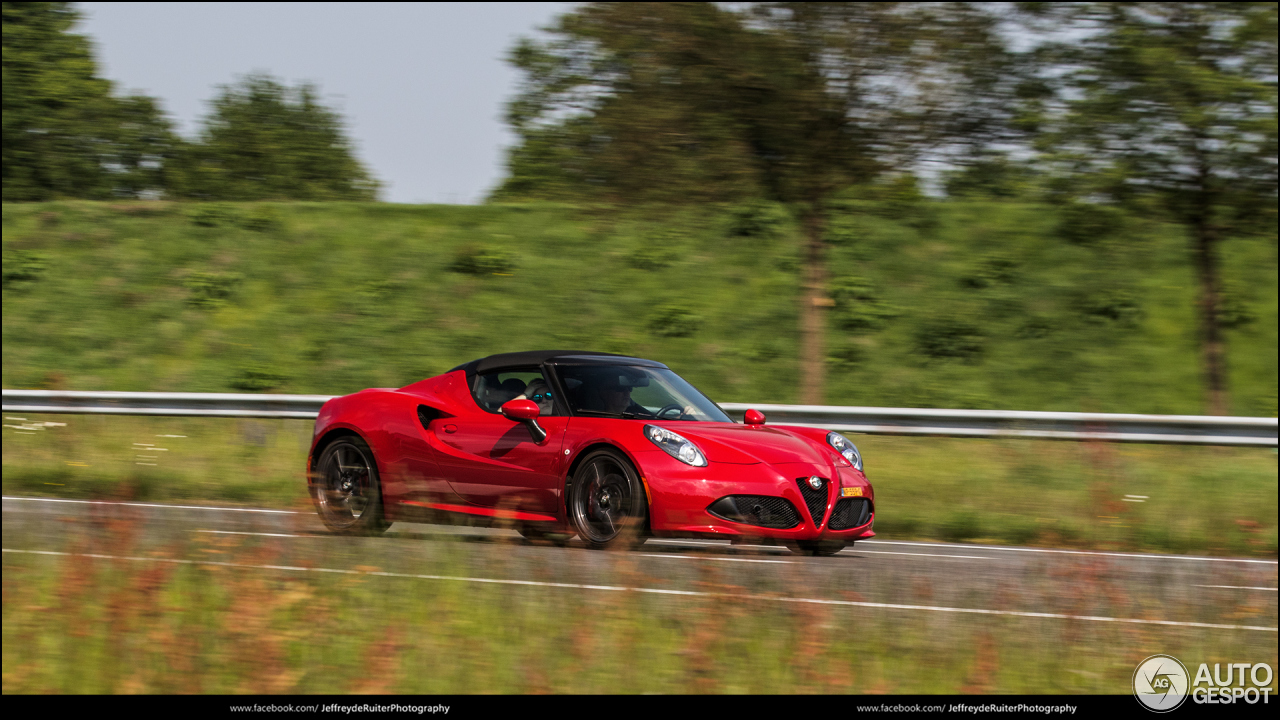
2, 2, 377, 202
495, 2, 1277, 414
3, 2, 1275, 415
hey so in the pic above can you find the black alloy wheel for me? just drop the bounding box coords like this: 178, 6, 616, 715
311, 436, 388, 534
568, 449, 648, 550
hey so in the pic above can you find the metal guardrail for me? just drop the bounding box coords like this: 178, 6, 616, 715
3, 390, 1276, 447
717, 403, 1277, 447
2, 390, 332, 420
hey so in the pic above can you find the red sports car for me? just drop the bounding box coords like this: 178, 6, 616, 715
307, 351, 875, 554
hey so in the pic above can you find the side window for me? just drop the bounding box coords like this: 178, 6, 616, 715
470, 369, 558, 416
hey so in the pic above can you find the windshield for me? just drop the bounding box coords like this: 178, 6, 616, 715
556, 365, 732, 422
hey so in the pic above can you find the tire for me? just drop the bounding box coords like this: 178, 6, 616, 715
787, 540, 845, 556
310, 436, 389, 535
567, 449, 648, 551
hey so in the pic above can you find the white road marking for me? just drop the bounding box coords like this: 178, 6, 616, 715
154, 528, 1014, 562
649, 537, 1278, 565
4, 547, 1274, 633
1, 495, 298, 514
1, 496, 1275, 567
851, 549, 996, 561
638, 553, 791, 564
1194, 585, 1278, 591
860, 539, 1279, 565
195, 529, 303, 539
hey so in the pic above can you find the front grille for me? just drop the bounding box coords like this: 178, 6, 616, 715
707, 495, 801, 529
828, 498, 872, 530
795, 478, 830, 527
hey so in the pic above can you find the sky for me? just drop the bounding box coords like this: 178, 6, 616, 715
77, 2, 572, 204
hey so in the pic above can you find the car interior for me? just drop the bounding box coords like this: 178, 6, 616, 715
472, 370, 552, 414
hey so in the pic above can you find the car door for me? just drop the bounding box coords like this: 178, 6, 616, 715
431, 368, 568, 516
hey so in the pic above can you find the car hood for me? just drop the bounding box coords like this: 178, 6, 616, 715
670, 423, 830, 465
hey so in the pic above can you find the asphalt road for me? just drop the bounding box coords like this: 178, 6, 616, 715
3, 495, 1277, 633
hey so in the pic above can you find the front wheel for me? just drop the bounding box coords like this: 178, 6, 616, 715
311, 436, 389, 535
567, 449, 647, 550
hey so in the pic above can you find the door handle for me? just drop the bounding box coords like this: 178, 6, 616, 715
443, 424, 458, 434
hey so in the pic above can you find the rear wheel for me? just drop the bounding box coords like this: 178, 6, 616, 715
568, 449, 647, 550
311, 436, 388, 534
787, 540, 845, 556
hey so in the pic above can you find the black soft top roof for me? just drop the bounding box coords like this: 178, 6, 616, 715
450, 350, 667, 375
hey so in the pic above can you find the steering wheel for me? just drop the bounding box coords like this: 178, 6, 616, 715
656, 403, 685, 419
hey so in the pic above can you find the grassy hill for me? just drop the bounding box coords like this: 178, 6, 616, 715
3, 200, 1276, 556
2, 199, 1276, 416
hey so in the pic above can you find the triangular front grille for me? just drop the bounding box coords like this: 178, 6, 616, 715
795, 477, 829, 527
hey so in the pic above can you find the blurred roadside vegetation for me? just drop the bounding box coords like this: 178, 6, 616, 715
6, 534, 1274, 693
3, 414, 1277, 557
493, 3, 1278, 411
3, 3, 1275, 695
2, 200, 1275, 416
1, 2, 1275, 559
4, 3, 1275, 415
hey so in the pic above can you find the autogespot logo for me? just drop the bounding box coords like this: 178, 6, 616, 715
1134, 654, 1190, 712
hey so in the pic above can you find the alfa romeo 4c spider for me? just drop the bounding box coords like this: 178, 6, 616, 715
308, 351, 875, 555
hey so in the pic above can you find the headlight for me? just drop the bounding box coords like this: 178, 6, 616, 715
645, 425, 707, 467
826, 431, 863, 471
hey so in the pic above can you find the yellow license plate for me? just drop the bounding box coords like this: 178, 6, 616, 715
841, 487, 863, 497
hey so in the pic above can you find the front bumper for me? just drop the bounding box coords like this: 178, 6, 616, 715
640, 454, 875, 541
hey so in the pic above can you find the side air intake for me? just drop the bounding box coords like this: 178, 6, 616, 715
828, 498, 872, 530
707, 495, 802, 529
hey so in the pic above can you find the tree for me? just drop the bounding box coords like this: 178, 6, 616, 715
496, 4, 855, 400
2, 2, 177, 200
3, 6, 375, 202
1041, 3, 1277, 414
178, 74, 379, 201
106, 93, 186, 198
751, 3, 1019, 402
496, 3, 772, 205
497, 2, 1015, 402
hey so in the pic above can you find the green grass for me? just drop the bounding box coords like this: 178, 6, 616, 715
4, 415, 1275, 556
3, 200, 1275, 551
2, 415, 311, 509
5, 199, 1274, 695
4, 531, 1276, 694
2, 199, 1276, 416
863, 435, 1278, 557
